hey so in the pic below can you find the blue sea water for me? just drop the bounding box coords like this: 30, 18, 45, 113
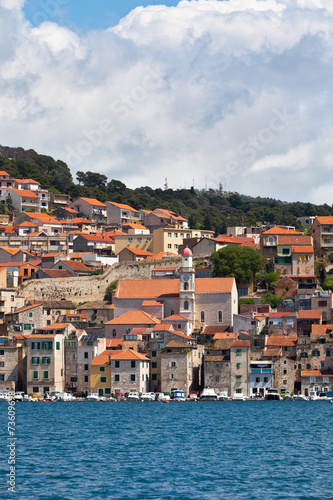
1, 400, 333, 500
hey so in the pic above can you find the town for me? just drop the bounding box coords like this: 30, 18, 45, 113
0, 169, 332, 402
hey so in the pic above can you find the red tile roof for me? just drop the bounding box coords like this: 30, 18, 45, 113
107, 201, 138, 212
301, 370, 333, 377
315, 217, 333, 225
266, 336, 297, 347
123, 248, 152, 256
298, 310, 322, 319
111, 349, 149, 361
291, 245, 314, 253
262, 226, 301, 235
11, 188, 39, 198
231, 340, 251, 347
39, 269, 73, 278
79, 198, 107, 207
106, 310, 160, 325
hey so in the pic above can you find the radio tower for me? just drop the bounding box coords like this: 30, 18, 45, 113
164, 178, 168, 190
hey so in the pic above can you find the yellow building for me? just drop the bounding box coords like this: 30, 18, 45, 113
152, 228, 214, 254
90, 350, 112, 397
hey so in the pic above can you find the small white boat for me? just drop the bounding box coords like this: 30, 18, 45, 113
200, 388, 218, 401
127, 392, 140, 402
157, 393, 171, 402
293, 394, 308, 401
264, 389, 280, 401
232, 393, 248, 401
141, 393, 155, 401
308, 391, 320, 401
217, 390, 232, 401
86, 393, 101, 401
188, 391, 199, 401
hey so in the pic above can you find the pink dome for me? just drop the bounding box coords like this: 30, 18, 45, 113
182, 246, 193, 257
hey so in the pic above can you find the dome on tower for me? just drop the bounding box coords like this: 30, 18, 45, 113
182, 246, 193, 257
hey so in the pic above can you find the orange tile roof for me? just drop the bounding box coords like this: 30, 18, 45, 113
142, 300, 162, 306
79, 198, 107, 207
153, 324, 173, 331
201, 326, 230, 335
278, 236, 312, 245
10, 303, 42, 314
39, 269, 73, 278
315, 217, 333, 225
123, 248, 152, 256
231, 340, 251, 347
24, 213, 60, 223
11, 188, 39, 198
262, 226, 301, 235
163, 314, 189, 321
311, 324, 333, 334
91, 350, 111, 366
107, 201, 138, 212
0, 171, 9, 176
213, 332, 238, 340
291, 245, 314, 253
40, 323, 70, 330
145, 252, 176, 260
298, 310, 322, 319
170, 330, 193, 340
26, 334, 58, 338
266, 336, 297, 347
22, 178, 40, 185
106, 339, 123, 348
301, 370, 333, 377
15, 221, 39, 227
0, 248, 21, 255
58, 260, 91, 271
124, 223, 147, 230
111, 349, 149, 361
196, 277, 235, 293
262, 347, 282, 357
106, 310, 161, 325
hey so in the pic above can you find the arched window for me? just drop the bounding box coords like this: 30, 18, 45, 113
171, 310, 174, 316
112, 329, 116, 337
184, 282, 189, 290
184, 301, 189, 310
201, 311, 205, 323
218, 311, 222, 323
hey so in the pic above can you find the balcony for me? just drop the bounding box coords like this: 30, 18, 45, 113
250, 368, 272, 373
275, 257, 291, 264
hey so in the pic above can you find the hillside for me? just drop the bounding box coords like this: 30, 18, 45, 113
1, 145, 332, 234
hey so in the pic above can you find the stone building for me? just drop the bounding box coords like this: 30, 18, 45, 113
105, 310, 161, 339
160, 341, 204, 395
5, 303, 45, 334
110, 350, 150, 394
0, 340, 19, 391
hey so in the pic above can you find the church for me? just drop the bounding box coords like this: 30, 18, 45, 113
111, 247, 238, 334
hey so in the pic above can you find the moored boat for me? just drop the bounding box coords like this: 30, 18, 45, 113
200, 388, 218, 401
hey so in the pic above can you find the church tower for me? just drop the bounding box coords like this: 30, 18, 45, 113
179, 246, 195, 321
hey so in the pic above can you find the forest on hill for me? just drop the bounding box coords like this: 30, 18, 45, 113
1, 145, 332, 235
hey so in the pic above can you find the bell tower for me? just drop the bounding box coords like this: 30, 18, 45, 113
179, 246, 195, 321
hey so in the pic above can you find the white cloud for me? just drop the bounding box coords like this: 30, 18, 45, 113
0, 0, 333, 203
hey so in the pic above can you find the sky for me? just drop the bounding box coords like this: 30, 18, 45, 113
1, 0, 333, 203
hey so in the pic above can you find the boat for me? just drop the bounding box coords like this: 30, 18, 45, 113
232, 393, 248, 401
127, 392, 140, 402
293, 394, 308, 401
283, 391, 292, 401
264, 389, 280, 401
141, 393, 155, 401
200, 388, 218, 401
188, 391, 199, 401
53, 391, 76, 401
308, 391, 320, 401
157, 393, 171, 402
171, 390, 186, 401
217, 390, 232, 401
85, 393, 101, 401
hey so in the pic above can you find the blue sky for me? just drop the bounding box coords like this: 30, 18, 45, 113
23, 0, 181, 30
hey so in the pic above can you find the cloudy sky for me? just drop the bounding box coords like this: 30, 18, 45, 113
1, 0, 333, 203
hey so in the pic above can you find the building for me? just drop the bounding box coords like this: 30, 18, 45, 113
312, 216, 333, 257
110, 350, 150, 394
26, 333, 65, 396
105, 310, 161, 339
90, 350, 112, 397
230, 340, 251, 398
69, 198, 107, 224
105, 201, 140, 228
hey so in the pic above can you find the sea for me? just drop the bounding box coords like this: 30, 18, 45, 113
0, 400, 332, 500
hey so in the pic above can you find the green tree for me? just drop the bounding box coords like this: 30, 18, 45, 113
262, 293, 282, 309
265, 271, 281, 291
104, 280, 118, 302
211, 245, 263, 285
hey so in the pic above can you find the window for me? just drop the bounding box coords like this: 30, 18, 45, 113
236, 363, 241, 369
43, 371, 49, 379
300, 352, 308, 358
33, 387, 39, 393
326, 350, 331, 357
312, 350, 320, 357
170, 374, 176, 379
84, 376, 89, 382
42, 357, 50, 364
218, 311, 223, 323
100, 366, 105, 372
84, 352, 88, 359
171, 361, 177, 367
174, 244, 178, 249
283, 370, 287, 375
29, 312, 33, 318
236, 375, 242, 383
306, 364, 311, 369
24, 324, 32, 330
152, 362, 157, 369
115, 374, 119, 382
130, 374, 136, 382
310, 377, 316, 383
264, 377, 268, 383
105, 388, 111, 394
112, 329, 116, 337
56, 342, 60, 350
298, 364, 302, 369
236, 349, 242, 356
152, 351, 156, 358
184, 301, 189, 310
152, 373, 157, 380
70, 377, 77, 382
0, 350, 3, 356
100, 376, 107, 383
0, 362, 3, 368
71, 353, 76, 360
33, 371, 38, 379
168, 233, 172, 238
236, 389, 242, 394
282, 248, 289, 255
318, 337, 326, 344
131, 361, 136, 368
167, 244, 172, 249
84, 364, 89, 371
256, 377, 260, 383
215, 376, 220, 383
115, 360, 120, 368
32, 357, 39, 364
201, 311, 205, 323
